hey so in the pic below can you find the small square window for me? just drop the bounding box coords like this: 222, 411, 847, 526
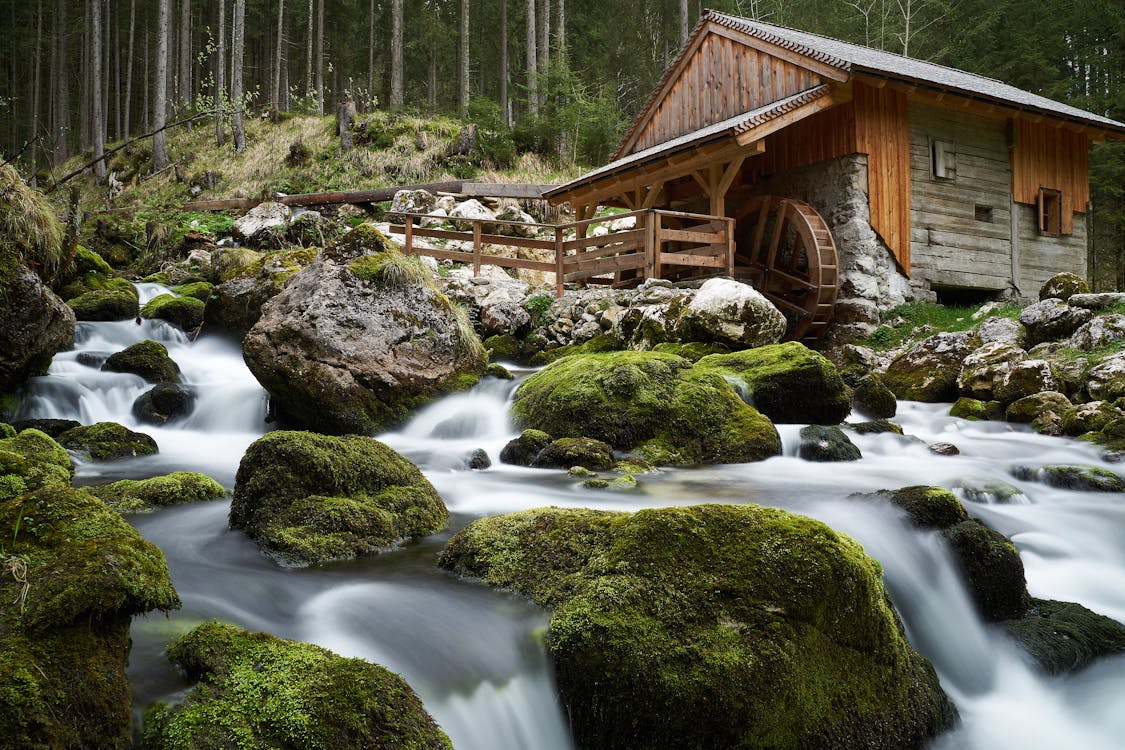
1037, 188, 1062, 235
931, 139, 956, 180
974, 205, 993, 223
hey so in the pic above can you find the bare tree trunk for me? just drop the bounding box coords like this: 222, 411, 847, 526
427, 35, 436, 108
214, 0, 225, 145
526, 0, 537, 118
315, 0, 324, 113
390, 0, 403, 107
272, 0, 285, 118
53, 0, 69, 164
305, 0, 313, 95
231, 0, 246, 150
536, 0, 548, 105
500, 0, 509, 126
679, 0, 689, 45
555, 0, 565, 62
153, 0, 170, 169
142, 30, 150, 132
124, 0, 135, 139
114, 1, 121, 140
103, 0, 110, 142
367, 0, 374, 101
31, 0, 43, 173
459, 0, 470, 112
179, 0, 191, 107
91, 0, 106, 182
80, 0, 90, 152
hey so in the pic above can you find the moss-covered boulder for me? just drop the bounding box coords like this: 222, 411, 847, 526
512, 351, 780, 466
498, 428, 554, 466
949, 397, 1003, 421
439, 505, 955, 749
0, 245, 75, 392
1039, 272, 1089, 302
0, 427, 74, 498
204, 246, 318, 335
132, 383, 195, 424
101, 339, 181, 383
89, 471, 226, 513
66, 288, 140, 321
1086, 352, 1125, 402
53, 245, 136, 300
1001, 599, 1125, 675
883, 331, 977, 402
140, 293, 206, 331
10, 418, 81, 438
531, 437, 615, 470
0, 486, 179, 749
1005, 391, 1071, 423
57, 421, 158, 461
141, 621, 450, 749
230, 431, 448, 565
698, 342, 851, 424
994, 359, 1059, 403
171, 280, 215, 302
843, 419, 904, 435
797, 424, 862, 462
243, 227, 484, 434
1019, 299, 1093, 347
848, 372, 897, 419
956, 341, 1027, 401
1010, 464, 1125, 493
856, 486, 1029, 621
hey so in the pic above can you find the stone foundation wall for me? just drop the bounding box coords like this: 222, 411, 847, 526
750, 154, 922, 344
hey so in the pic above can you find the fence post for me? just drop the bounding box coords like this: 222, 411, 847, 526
472, 220, 482, 276
643, 210, 656, 281
404, 215, 414, 255
555, 226, 565, 298
726, 217, 735, 276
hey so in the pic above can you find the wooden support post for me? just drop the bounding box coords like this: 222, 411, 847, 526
404, 215, 414, 254
725, 217, 735, 276
643, 210, 656, 281
472, 220, 482, 276
576, 204, 591, 239
554, 226, 565, 297
651, 211, 662, 280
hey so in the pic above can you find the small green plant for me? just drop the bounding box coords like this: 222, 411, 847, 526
452, 302, 485, 362
348, 252, 430, 289
523, 291, 555, 327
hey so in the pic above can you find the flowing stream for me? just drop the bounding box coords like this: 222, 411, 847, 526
15, 282, 1125, 749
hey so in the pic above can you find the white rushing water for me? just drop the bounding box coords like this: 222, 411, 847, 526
15, 284, 1125, 749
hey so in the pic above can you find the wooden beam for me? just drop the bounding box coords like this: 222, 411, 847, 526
734, 91, 839, 146
641, 181, 666, 209
706, 22, 850, 82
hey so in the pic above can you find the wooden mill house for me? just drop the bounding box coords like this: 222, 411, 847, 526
545, 9, 1125, 342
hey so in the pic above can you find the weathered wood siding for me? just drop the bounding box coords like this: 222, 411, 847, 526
1011, 120, 1089, 234
854, 82, 911, 273
908, 102, 1014, 290
1014, 202, 1087, 294
629, 33, 822, 154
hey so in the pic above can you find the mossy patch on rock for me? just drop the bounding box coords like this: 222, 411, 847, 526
499, 428, 554, 466
1005, 391, 1071, 423
1001, 599, 1125, 675
512, 351, 780, 466
57, 421, 159, 461
66, 288, 140, 321
230, 431, 448, 565
1010, 464, 1125, 493
140, 293, 206, 331
171, 281, 215, 302
141, 621, 451, 750
883, 331, 977, 402
0, 428, 74, 497
439, 504, 955, 750
0, 486, 179, 749
698, 342, 851, 424
797, 424, 862, 462
530, 437, 615, 470
102, 339, 181, 383
89, 471, 226, 513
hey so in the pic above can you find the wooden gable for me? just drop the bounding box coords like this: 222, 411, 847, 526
616, 21, 847, 159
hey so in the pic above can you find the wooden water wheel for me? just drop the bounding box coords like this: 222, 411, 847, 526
733, 195, 839, 343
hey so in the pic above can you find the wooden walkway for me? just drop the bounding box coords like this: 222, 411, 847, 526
387, 208, 735, 296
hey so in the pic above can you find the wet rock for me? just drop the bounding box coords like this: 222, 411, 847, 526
951, 478, 1028, 505
0, 427, 74, 496
674, 278, 786, 349
66, 288, 139, 321
140, 293, 205, 331
928, 442, 960, 455
0, 257, 75, 391
439, 504, 956, 750
483, 362, 513, 379
141, 622, 451, 749
1002, 599, 1125, 675
231, 431, 447, 566
957, 341, 1027, 401
170, 281, 215, 302
10, 418, 81, 438
1010, 464, 1125, 493
57, 421, 159, 460
89, 471, 226, 513
132, 383, 196, 424
1019, 299, 1092, 347
499, 429, 554, 466
798, 424, 862, 462
1085, 352, 1125, 402
531, 437, 615, 471
994, 359, 1058, 403
102, 340, 181, 383
243, 226, 483, 434
204, 246, 318, 335
1062, 401, 1122, 436
848, 372, 897, 419
1030, 410, 1064, 436
1005, 391, 1071, 423
843, 419, 903, 435
699, 342, 851, 424
464, 448, 491, 470
884, 331, 977, 402
1038, 272, 1089, 301
949, 397, 1004, 421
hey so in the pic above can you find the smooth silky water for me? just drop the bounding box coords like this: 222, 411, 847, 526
15, 282, 1125, 749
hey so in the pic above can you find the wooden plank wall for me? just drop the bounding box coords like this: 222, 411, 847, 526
632, 34, 822, 153
1014, 202, 1087, 293
907, 101, 1014, 290
854, 82, 911, 272
1011, 120, 1089, 234
752, 102, 857, 177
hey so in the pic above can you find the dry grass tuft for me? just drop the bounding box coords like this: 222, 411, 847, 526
0, 163, 65, 278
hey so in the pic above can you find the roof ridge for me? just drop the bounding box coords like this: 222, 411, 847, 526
702, 9, 853, 72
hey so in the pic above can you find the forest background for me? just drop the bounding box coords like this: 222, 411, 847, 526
1, 0, 1122, 289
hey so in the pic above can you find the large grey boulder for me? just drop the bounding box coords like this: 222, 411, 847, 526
1019, 299, 1093, 347
243, 226, 485, 434
204, 247, 318, 335
1086, 353, 1125, 402
390, 189, 437, 215
232, 201, 291, 245
449, 199, 495, 231
1067, 314, 1125, 351
994, 359, 1058, 404
675, 278, 786, 349
957, 341, 1026, 401
0, 262, 75, 392
975, 316, 1025, 347
884, 331, 977, 402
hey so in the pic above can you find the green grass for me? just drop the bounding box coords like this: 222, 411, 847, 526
863, 301, 1022, 351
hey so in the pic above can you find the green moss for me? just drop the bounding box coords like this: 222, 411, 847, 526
531, 333, 624, 365
858, 486, 968, 529
66, 288, 140, 321
698, 342, 851, 424
950, 397, 990, 420
484, 333, 521, 361
651, 341, 732, 361
57, 421, 159, 461
102, 339, 181, 383
1002, 598, 1125, 675
0, 428, 74, 495
324, 224, 397, 262
483, 362, 513, 379
142, 621, 451, 749
89, 472, 226, 514
348, 251, 429, 289
499, 428, 554, 466
0, 486, 179, 749
1005, 391, 1072, 423
513, 351, 780, 466
1010, 464, 1125, 493
230, 431, 448, 566
140, 293, 206, 330
171, 281, 215, 302
439, 505, 955, 749
532, 437, 615, 470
